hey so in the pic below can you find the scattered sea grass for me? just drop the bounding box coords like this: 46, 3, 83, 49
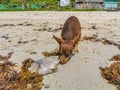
83, 36, 120, 48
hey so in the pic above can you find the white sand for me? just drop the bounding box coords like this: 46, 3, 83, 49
0, 11, 120, 90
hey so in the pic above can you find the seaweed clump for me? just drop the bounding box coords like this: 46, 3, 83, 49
100, 62, 120, 90
0, 52, 19, 90
19, 58, 43, 90
0, 60, 19, 89
0, 52, 43, 90
110, 54, 120, 61
42, 50, 59, 57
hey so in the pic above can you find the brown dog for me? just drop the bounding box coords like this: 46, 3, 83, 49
53, 16, 81, 64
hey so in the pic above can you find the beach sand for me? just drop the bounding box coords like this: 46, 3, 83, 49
0, 11, 120, 90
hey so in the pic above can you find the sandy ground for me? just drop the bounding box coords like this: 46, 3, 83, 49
0, 11, 120, 90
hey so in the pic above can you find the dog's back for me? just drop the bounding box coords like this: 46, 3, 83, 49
62, 16, 81, 41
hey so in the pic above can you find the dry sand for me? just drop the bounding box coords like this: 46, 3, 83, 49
0, 11, 120, 90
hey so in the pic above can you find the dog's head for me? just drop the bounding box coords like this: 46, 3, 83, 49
53, 35, 75, 64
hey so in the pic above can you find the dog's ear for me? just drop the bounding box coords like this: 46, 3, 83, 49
53, 35, 63, 44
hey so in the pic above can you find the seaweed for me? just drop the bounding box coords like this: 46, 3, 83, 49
100, 54, 120, 90
42, 50, 59, 57
19, 58, 43, 90
0, 52, 13, 61
0, 52, 43, 90
83, 36, 99, 42
0, 52, 19, 90
100, 62, 120, 90
110, 54, 120, 61
83, 36, 120, 47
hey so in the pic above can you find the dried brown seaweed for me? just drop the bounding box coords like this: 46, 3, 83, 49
21, 58, 34, 72
42, 50, 59, 57
83, 36, 98, 42
19, 58, 43, 90
0, 52, 43, 90
110, 54, 120, 61
100, 62, 120, 90
0, 59, 20, 89
83, 36, 120, 47
0, 52, 14, 61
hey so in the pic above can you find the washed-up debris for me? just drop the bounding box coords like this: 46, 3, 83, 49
0, 24, 15, 27
24, 23, 33, 26
19, 58, 43, 90
17, 24, 24, 26
91, 25, 97, 29
83, 36, 120, 47
28, 57, 59, 75
0, 52, 43, 90
29, 51, 37, 55
110, 54, 120, 61
0, 61, 19, 90
42, 50, 59, 57
18, 41, 29, 44
21, 58, 34, 72
33, 27, 62, 32
33, 28, 43, 31
1, 35, 9, 40
17, 39, 37, 44
49, 27, 62, 32
100, 62, 120, 90
17, 22, 33, 26
33, 28, 48, 32
0, 52, 13, 61
83, 36, 99, 42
